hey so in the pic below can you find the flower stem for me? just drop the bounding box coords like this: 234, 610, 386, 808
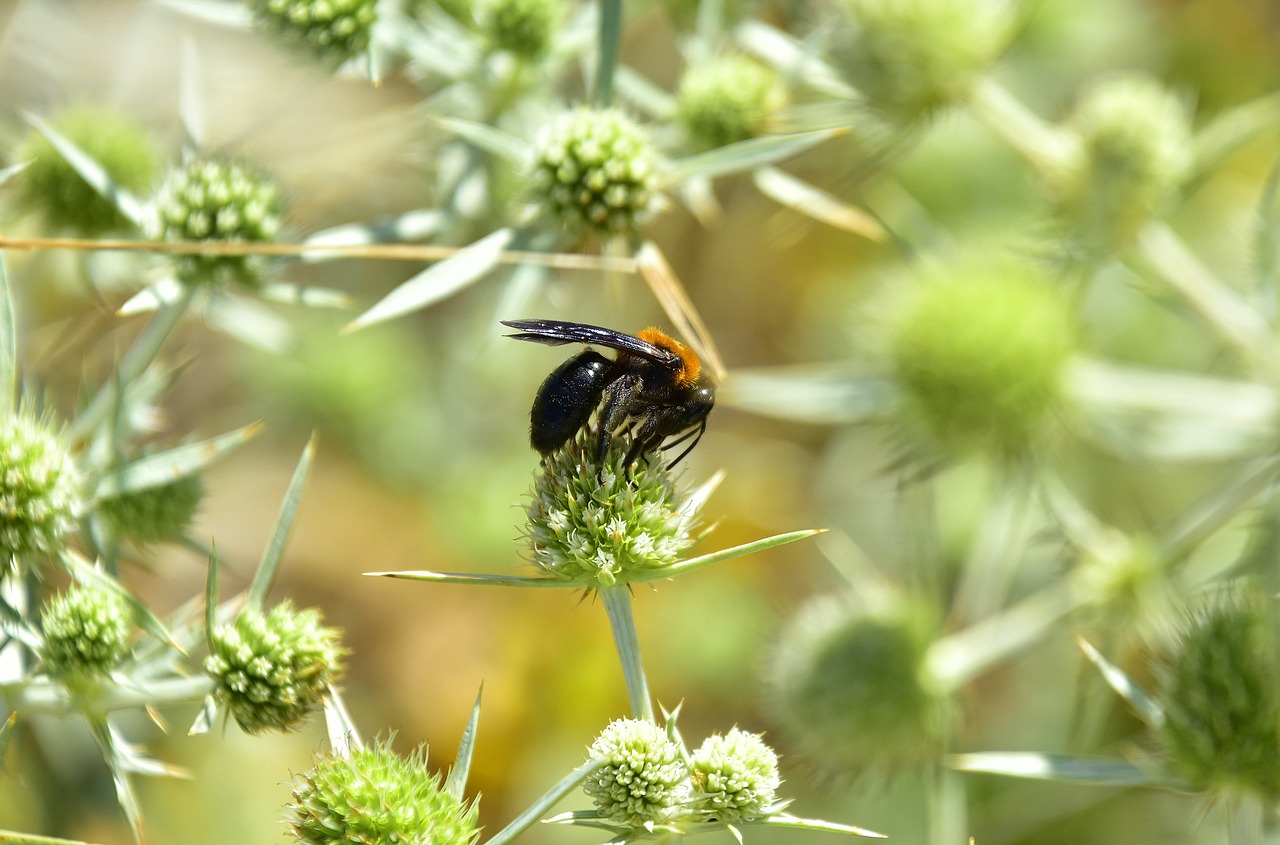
600, 585, 654, 721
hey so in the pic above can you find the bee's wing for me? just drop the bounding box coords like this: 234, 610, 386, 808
501, 319, 679, 367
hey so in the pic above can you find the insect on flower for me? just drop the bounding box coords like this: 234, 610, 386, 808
502, 318, 715, 470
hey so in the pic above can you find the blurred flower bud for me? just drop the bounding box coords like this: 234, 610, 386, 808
481, 0, 563, 59
0, 414, 83, 567
248, 0, 378, 63
98, 474, 204, 546
676, 55, 784, 150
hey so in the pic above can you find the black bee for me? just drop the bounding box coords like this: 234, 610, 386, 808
502, 318, 715, 470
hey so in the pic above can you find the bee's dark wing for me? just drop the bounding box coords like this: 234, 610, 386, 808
501, 319, 679, 367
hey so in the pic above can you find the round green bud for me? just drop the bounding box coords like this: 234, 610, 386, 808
585, 718, 690, 825
204, 600, 344, 734
1158, 591, 1280, 801
287, 739, 481, 845
98, 474, 204, 546
481, 0, 562, 59
676, 55, 783, 150
889, 256, 1074, 458
529, 108, 660, 240
766, 595, 950, 775
14, 106, 158, 236
248, 0, 378, 63
154, 158, 284, 289
1051, 73, 1191, 246
837, 0, 1011, 119
39, 584, 133, 678
689, 728, 780, 823
523, 421, 694, 588
0, 414, 83, 566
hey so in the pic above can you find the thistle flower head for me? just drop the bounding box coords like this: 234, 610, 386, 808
155, 158, 284, 288
584, 718, 690, 825
837, 0, 1011, 120
523, 421, 694, 588
1157, 590, 1280, 801
0, 413, 83, 567
204, 600, 344, 734
676, 55, 783, 150
481, 0, 563, 58
689, 728, 781, 823
15, 106, 158, 236
248, 0, 379, 63
98, 474, 204, 546
286, 739, 481, 845
1052, 73, 1191, 246
889, 255, 1074, 458
766, 594, 950, 775
529, 108, 660, 240
39, 584, 134, 679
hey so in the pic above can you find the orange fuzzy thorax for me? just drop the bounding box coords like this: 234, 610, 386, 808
637, 327, 701, 387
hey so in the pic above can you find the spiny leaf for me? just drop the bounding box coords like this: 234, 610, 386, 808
247, 435, 317, 610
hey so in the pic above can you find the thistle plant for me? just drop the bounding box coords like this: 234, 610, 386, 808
247, 0, 379, 63
38, 584, 134, 680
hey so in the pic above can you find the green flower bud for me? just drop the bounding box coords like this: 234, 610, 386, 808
529, 108, 660, 240
837, 0, 1011, 120
889, 255, 1074, 458
39, 584, 133, 678
15, 106, 158, 236
204, 601, 344, 734
98, 474, 204, 546
585, 718, 689, 825
1051, 73, 1191, 247
481, 0, 562, 59
689, 728, 780, 823
248, 0, 378, 63
523, 421, 694, 588
155, 158, 284, 288
0, 414, 83, 566
766, 595, 951, 775
676, 55, 783, 150
1157, 590, 1280, 801
287, 739, 481, 845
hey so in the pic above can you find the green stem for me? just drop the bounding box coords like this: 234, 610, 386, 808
1228, 794, 1262, 845
0, 674, 213, 717
596, 0, 623, 107
69, 283, 198, 442
926, 763, 966, 845
600, 585, 654, 721
966, 76, 1078, 179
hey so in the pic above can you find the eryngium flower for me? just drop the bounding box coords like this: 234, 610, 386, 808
99, 474, 204, 546
890, 255, 1074, 458
585, 718, 689, 825
249, 0, 378, 63
677, 55, 782, 150
529, 108, 659, 239
523, 422, 694, 587
689, 728, 780, 823
15, 106, 158, 236
204, 601, 344, 734
1158, 590, 1280, 801
482, 0, 563, 58
0, 414, 83, 565
39, 584, 133, 678
155, 158, 284, 288
287, 740, 480, 845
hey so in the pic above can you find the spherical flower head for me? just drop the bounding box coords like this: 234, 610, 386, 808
0, 414, 83, 566
585, 718, 690, 825
676, 55, 784, 151
766, 595, 950, 775
155, 158, 284, 289
482, 0, 562, 59
689, 728, 780, 823
203, 600, 344, 734
98, 474, 204, 546
248, 0, 378, 63
39, 584, 133, 679
287, 739, 481, 845
523, 422, 694, 588
1051, 73, 1191, 247
15, 106, 158, 236
1157, 590, 1280, 801
529, 108, 660, 240
837, 0, 1010, 120
889, 256, 1074, 459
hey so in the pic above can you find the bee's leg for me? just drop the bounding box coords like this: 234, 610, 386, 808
597, 376, 642, 470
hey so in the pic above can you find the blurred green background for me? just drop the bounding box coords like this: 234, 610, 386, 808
0, 0, 1277, 843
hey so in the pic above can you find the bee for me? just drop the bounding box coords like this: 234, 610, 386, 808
502, 318, 715, 470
